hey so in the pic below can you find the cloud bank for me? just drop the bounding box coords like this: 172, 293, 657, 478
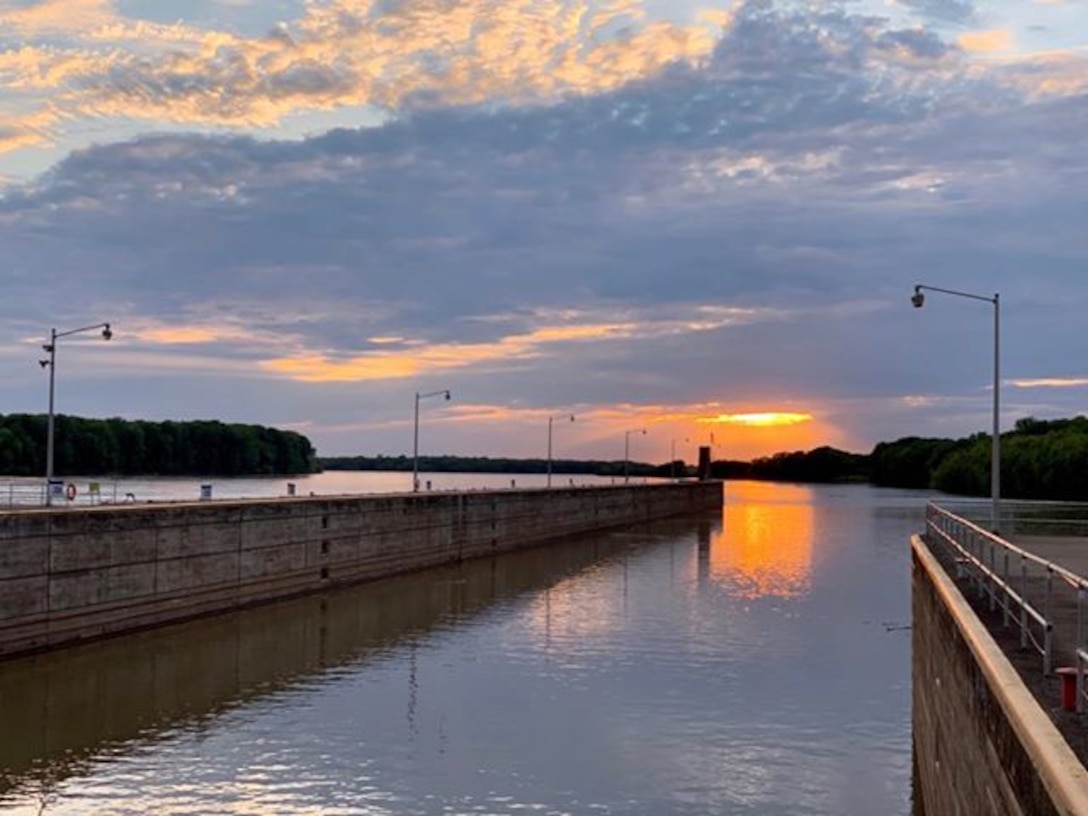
0, 0, 1086, 459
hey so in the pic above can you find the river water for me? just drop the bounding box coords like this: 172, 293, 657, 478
0, 479, 924, 815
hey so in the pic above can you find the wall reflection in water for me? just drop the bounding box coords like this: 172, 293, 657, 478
701, 482, 815, 599
0, 527, 654, 804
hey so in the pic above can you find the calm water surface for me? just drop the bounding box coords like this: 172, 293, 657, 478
0, 480, 925, 815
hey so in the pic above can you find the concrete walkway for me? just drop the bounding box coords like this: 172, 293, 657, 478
1012, 535, 1088, 576
999, 534, 1088, 674
969, 533, 1088, 765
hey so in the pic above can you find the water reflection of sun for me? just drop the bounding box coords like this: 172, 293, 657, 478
522, 573, 625, 647
712, 485, 815, 599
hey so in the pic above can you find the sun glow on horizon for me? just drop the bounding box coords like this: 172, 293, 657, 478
699, 412, 815, 428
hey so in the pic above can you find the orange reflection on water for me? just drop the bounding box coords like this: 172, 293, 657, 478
522, 571, 626, 649
710, 483, 815, 599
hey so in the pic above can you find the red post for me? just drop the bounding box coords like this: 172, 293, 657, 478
1057, 667, 1079, 711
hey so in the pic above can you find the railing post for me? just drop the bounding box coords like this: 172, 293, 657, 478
1044, 624, 1053, 676
977, 531, 986, 601
1020, 555, 1029, 648
1079, 584, 1085, 657
1079, 652, 1086, 715
1003, 550, 1010, 626
1046, 567, 1054, 627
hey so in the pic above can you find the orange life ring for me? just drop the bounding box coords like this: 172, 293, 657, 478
65, 483, 77, 501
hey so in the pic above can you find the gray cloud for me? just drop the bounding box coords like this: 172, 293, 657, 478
896, 0, 977, 27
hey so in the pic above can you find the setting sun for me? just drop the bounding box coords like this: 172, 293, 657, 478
700, 412, 815, 427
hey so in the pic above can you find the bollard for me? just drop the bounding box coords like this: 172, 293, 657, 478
1057, 667, 1080, 711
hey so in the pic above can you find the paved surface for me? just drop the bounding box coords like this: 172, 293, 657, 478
937, 532, 1088, 766
1011, 535, 1088, 576
1006, 535, 1088, 673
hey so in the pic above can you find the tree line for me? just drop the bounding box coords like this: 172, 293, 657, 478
319, 454, 682, 479
0, 414, 317, 477
324, 415, 1088, 500
5, 411, 1086, 499
709, 416, 1088, 500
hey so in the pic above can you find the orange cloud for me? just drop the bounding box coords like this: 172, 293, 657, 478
262, 335, 535, 383
367, 336, 409, 345
138, 327, 221, 344
266, 353, 421, 381
699, 412, 815, 427
130, 321, 288, 346
997, 50, 1088, 98
0, 104, 60, 152
958, 29, 1013, 53
1010, 377, 1088, 388
0, 0, 113, 34
259, 305, 780, 383
0, 0, 729, 153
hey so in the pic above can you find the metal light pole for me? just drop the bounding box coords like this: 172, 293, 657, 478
39, 322, 113, 506
412, 389, 450, 492
547, 414, 575, 488
912, 284, 1001, 531
624, 428, 646, 485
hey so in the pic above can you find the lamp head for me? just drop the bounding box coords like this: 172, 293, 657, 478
39, 359, 49, 368
911, 287, 925, 309
101, 323, 112, 340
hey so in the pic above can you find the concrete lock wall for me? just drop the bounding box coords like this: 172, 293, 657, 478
911, 534, 1088, 816
0, 482, 722, 660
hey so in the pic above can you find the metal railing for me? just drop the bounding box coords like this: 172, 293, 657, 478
926, 496, 1088, 713
926, 502, 1061, 674
0, 480, 134, 509
939, 497, 1088, 539
0, 481, 46, 508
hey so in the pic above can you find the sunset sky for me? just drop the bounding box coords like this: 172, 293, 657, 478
1, 0, 1086, 464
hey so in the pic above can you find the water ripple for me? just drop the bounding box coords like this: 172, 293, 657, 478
0, 482, 918, 816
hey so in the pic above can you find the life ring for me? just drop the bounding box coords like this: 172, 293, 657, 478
65, 483, 77, 501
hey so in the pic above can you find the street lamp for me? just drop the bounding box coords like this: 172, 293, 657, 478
547, 414, 575, 488
412, 389, 451, 492
624, 428, 647, 485
39, 322, 113, 506
912, 283, 1001, 531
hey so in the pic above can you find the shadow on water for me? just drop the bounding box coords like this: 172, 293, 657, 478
0, 512, 719, 803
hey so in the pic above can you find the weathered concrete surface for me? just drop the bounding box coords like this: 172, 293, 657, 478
0, 482, 721, 659
912, 535, 1088, 816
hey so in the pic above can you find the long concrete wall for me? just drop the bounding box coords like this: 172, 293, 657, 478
0, 481, 721, 660
912, 534, 1088, 816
